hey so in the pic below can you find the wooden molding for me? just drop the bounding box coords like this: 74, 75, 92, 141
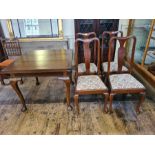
133, 63, 155, 88
141, 19, 155, 66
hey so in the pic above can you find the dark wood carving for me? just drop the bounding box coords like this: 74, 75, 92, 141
75, 19, 119, 61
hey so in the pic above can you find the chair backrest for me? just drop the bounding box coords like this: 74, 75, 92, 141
76, 32, 96, 39
0, 38, 8, 62
101, 31, 123, 62
75, 37, 100, 74
76, 32, 97, 63
2, 38, 22, 56
107, 35, 136, 76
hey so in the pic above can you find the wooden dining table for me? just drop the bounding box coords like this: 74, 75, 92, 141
0, 49, 73, 111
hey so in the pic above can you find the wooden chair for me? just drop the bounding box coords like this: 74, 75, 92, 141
3, 38, 22, 58
101, 31, 129, 75
107, 35, 146, 113
0, 59, 15, 85
74, 37, 109, 114
75, 32, 99, 81
76, 32, 96, 39
0, 38, 17, 85
1, 38, 39, 85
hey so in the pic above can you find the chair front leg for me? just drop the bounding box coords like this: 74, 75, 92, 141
74, 94, 79, 114
136, 92, 145, 113
109, 93, 115, 113
103, 92, 109, 113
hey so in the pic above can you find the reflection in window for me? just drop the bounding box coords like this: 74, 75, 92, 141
25, 19, 39, 36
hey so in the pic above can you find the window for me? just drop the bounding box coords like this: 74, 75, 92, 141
10, 19, 61, 38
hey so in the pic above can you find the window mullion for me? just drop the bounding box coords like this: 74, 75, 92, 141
50, 19, 53, 37
17, 19, 22, 38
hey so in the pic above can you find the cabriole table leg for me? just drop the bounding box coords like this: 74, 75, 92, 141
10, 80, 27, 112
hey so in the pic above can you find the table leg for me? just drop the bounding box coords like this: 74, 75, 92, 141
63, 79, 71, 107
35, 77, 40, 85
10, 80, 27, 112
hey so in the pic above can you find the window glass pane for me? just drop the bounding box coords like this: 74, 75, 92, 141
11, 19, 20, 38
24, 19, 39, 36
51, 19, 59, 36
18, 19, 26, 37
38, 19, 52, 36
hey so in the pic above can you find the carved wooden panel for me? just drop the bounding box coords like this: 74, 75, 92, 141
75, 19, 119, 62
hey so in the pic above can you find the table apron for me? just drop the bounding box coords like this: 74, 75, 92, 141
2, 71, 71, 77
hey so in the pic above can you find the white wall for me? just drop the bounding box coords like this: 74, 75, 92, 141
62, 19, 75, 50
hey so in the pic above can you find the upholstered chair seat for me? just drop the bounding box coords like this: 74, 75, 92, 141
102, 62, 128, 72
76, 75, 107, 91
78, 63, 97, 73
109, 74, 145, 90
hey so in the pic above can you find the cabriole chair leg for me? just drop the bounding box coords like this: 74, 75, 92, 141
136, 92, 145, 113
74, 94, 79, 114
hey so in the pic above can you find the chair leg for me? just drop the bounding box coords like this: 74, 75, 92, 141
104, 74, 109, 87
109, 93, 115, 113
74, 71, 78, 85
103, 93, 109, 113
74, 94, 79, 114
136, 92, 145, 113
35, 77, 40, 85
104, 74, 107, 84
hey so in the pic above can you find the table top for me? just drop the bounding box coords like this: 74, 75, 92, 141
1, 49, 73, 75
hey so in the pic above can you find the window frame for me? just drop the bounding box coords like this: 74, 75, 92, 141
7, 19, 63, 41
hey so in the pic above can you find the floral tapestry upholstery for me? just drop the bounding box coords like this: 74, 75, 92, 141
102, 62, 128, 72
76, 75, 107, 91
110, 74, 145, 90
78, 63, 97, 73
